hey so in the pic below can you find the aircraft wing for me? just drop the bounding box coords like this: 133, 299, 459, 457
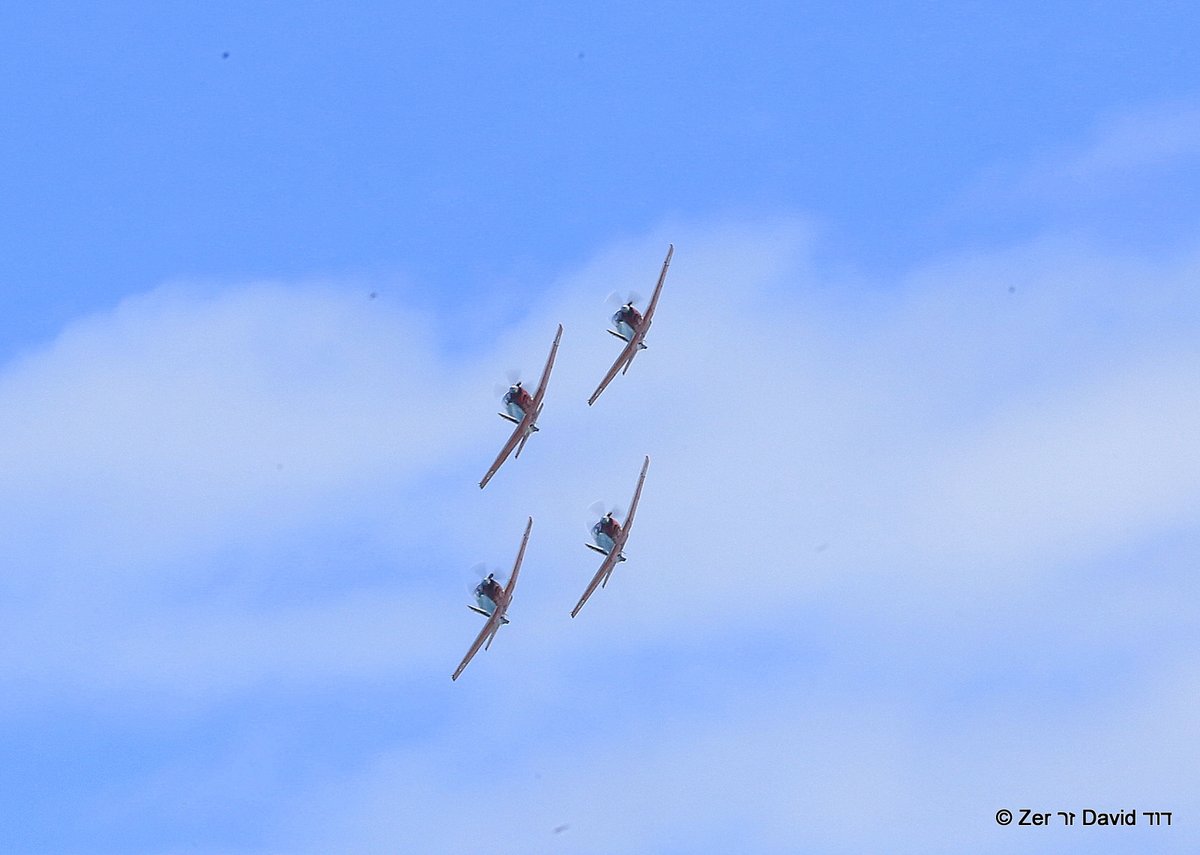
452, 612, 502, 681
478, 420, 526, 490
570, 546, 623, 619
531, 324, 563, 410
639, 244, 674, 334
586, 338, 638, 406
502, 517, 533, 604
619, 455, 651, 539
451, 517, 532, 681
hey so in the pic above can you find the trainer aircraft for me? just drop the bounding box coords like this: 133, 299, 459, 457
571, 456, 650, 618
452, 516, 532, 681
479, 325, 563, 489
587, 245, 673, 406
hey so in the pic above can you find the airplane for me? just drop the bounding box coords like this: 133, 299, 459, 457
570, 455, 650, 618
452, 516, 532, 681
479, 324, 563, 489
587, 244, 673, 406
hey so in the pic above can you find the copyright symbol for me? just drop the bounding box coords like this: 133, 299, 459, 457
996, 809, 1013, 826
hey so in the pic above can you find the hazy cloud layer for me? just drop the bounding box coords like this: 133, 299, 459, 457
2, 220, 1197, 853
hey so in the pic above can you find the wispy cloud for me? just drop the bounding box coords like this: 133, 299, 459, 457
957, 99, 1200, 220
1, 220, 1197, 852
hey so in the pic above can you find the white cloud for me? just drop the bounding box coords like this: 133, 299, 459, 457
956, 99, 1200, 216
1, 220, 1197, 852
283, 657, 1200, 854
1049, 101, 1200, 184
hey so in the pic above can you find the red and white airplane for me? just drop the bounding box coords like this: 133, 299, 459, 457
452, 516, 532, 681
570, 455, 650, 618
479, 324, 563, 489
587, 245, 673, 406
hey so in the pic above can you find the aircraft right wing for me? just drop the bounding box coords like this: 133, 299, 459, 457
586, 338, 638, 406
452, 611, 502, 681
570, 547, 623, 619
479, 420, 527, 490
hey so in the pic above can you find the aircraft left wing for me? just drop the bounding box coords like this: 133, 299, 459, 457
500, 516, 533, 607
531, 324, 563, 410
619, 455, 651, 537
639, 244, 674, 336
451, 517, 532, 681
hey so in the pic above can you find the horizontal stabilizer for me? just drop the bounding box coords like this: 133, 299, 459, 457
468, 605, 509, 624
585, 543, 609, 556
498, 412, 536, 430
606, 329, 631, 343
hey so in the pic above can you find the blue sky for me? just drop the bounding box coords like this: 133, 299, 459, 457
1, 3, 1199, 854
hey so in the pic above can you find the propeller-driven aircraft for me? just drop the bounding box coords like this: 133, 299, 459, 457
479, 324, 563, 489
452, 516, 533, 681
570, 456, 650, 618
587, 245, 673, 406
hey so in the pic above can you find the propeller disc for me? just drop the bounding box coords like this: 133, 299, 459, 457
465, 563, 502, 594
605, 290, 642, 308
493, 369, 524, 399
586, 500, 624, 528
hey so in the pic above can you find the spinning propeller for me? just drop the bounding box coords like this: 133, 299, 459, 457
492, 368, 524, 399
587, 500, 625, 526
464, 562, 505, 595
605, 289, 642, 310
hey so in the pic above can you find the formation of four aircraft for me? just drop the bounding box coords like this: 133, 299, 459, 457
452, 245, 674, 681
